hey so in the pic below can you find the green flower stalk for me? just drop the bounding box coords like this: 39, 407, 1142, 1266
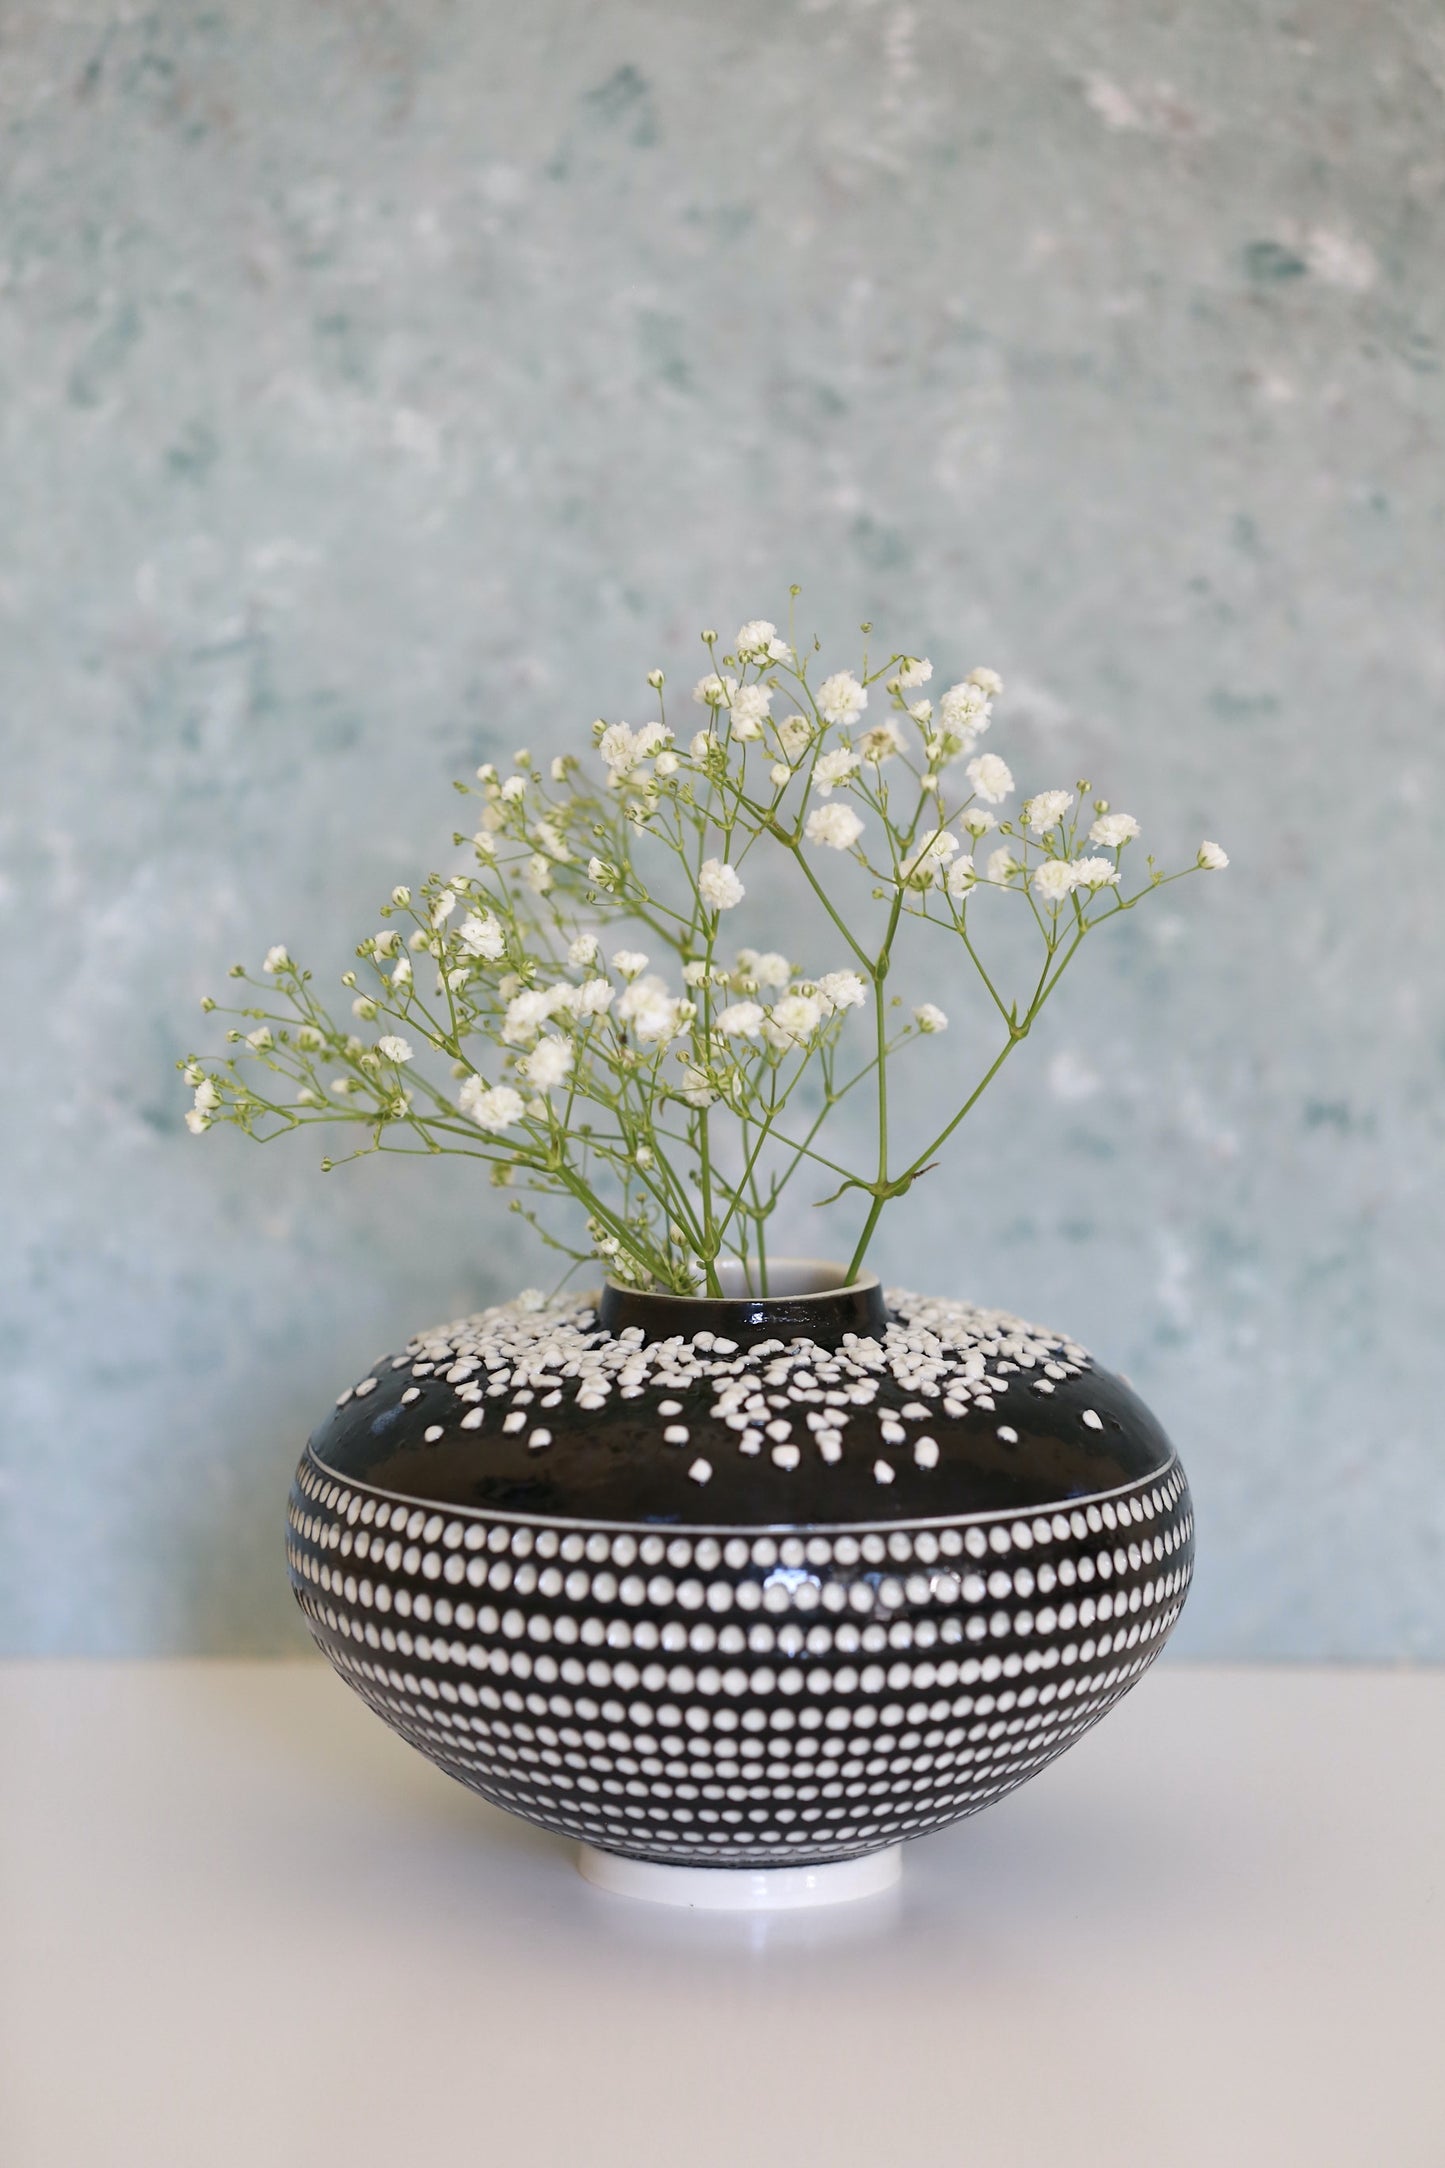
181, 605, 1227, 1296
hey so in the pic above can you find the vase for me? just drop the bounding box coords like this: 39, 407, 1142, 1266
286, 1259, 1194, 1908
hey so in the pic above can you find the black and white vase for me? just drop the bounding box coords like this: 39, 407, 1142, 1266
287, 1261, 1194, 1908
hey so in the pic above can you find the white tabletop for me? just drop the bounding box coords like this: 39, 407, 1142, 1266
3, 1660, 1441, 2167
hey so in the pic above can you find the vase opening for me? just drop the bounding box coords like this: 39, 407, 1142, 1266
596, 1258, 887, 1345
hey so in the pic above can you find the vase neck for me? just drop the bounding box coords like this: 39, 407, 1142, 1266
597, 1261, 887, 1348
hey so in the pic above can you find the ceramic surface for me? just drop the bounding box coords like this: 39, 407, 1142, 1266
287, 1270, 1194, 1868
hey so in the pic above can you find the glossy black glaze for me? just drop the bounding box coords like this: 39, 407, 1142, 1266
310, 1319, 1172, 1529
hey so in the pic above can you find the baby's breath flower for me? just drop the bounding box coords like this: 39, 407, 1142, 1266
859, 720, 907, 764
765, 993, 822, 1046
693, 673, 736, 710
769, 762, 791, 787
458, 911, 505, 961
1032, 860, 1076, 903
985, 846, 1020, 884
914, 1003, 948, 1033
263, 945, 290, 973
587, 856, 619, 891
1023, 790, 1074, 832
431, 890, 458, 926
521, 1035, 573, 1090
524, 853, 554, 895
729, 684, 772, 737
805, 803, 864, 851
736, 619, 789, 663
568, 932, 600, 967
775, 715, 814, 761
459, 1078, 525, 1132
566, 977, 614, 1019
655, 750, 680, 779
502, 988, 559, 1045
968, 666, 1002, 696
961, 807, 996, 838
899, 829, 960, 889
352, 996, 379, 1021
617, 976, 690, 1044
377, 1035, 413, 1063
813, 748, 860, 796
1198, 840, 1229, 870
1070, 857, 1121, 890
185, 1108, 211, 1134
939, 680, 991, 735
944, 856, 976, 896
715, 1000, 765, 1038
247, 1026, 274, 1050
193, 1078, 220, 1113
391, 957, 412, 986
895, 656, 932, 688
1090, 812, 1140, 849
390, 886, 411, 906
612, 949, 649, 980
816, 970, 868, 1012
738, 949, 791, 990
817, 671, 867, 727
698, 858, 745, 911
676, 1061, 717, 1107
534, 818, 571, 862
599, 723, 641, 777
966, 753, 1014, 805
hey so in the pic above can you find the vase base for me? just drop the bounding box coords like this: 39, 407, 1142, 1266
576, 1843, 902, 1910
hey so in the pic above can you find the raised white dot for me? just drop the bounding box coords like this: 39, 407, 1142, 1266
460, 1407, 484, 1430
354, 1377, 377, 1398
528, 1428, 552, 1451
688, 1459, 712, 1485
997, 1425, 1018, 1444
664, 1424, 689, 1445
423, 1424, 444, 1442
402, 1387, 421, 1404
914, 1436, 939, 1469
873, 1460, 895, 1485
771, 1444, 801, 1471
1082, 1408, 1104, 1430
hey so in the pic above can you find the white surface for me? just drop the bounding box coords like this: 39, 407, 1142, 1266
2, 1661, 1442, 2168
577, 1839, 902, 1909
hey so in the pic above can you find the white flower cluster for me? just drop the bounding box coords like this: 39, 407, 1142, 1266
184, 608, 1225, 1296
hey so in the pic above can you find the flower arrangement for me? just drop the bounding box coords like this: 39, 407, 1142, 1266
181, 604, 1226, 1297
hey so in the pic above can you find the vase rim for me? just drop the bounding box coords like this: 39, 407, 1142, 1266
596, 1258, 886, 1343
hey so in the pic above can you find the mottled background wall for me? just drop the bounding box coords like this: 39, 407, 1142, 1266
3, 1, 1441, 1658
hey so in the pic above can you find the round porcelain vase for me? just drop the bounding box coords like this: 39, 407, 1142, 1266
286, 1261, 1193, 1907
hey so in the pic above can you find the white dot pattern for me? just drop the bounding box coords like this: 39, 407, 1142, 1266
287, 1455, 1194, 1867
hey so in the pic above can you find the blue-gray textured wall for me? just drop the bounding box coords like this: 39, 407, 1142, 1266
3, 2, 1441, 1658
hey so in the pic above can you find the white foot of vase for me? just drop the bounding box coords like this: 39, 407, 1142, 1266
577, 1843, 902, 1910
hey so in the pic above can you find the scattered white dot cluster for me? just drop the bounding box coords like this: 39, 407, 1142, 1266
331, 1289, 1099, 1484
287, 1456, 1193, 1867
